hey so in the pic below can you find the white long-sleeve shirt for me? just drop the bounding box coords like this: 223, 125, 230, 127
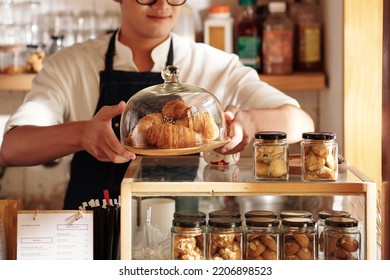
4, 32, 299, 133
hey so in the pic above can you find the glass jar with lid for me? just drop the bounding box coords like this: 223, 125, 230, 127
324, 217, 360, 260
120, 65, 228, 156
253, 131, 289, 181
245, 210, 277, 219
171, 217, 207, 260
245, 217, 281, 260
317, 210, 351, 260
279, 210, 313, 220
209, 209, 241, 219
301, 132, 338, 181
208, 217, 243, 260
281, 217, 317, 260
173, 211, 207, 220
0, 44, 27, 74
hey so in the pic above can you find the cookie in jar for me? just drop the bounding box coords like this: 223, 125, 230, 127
171, 217, 207, 260
208, 217, 243, 260
253, 131, 289, 181
301, 132, 338, 181
281, 217, 317, 260
245, 217, 281, 260
324, 217, 361, 260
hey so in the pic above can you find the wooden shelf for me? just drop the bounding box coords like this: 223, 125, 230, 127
0, 72, 326, 92
120, 156, 377, 260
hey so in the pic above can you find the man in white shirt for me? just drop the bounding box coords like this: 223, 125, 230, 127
0, 0, 314, 209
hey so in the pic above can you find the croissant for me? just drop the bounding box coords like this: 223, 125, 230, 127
162, 99, 191, 120
146, 123, 196, 149
126, 113, 163, 147
192, 112, 219, 142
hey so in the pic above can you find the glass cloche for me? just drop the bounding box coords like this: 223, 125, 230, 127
120, 65, 228, 156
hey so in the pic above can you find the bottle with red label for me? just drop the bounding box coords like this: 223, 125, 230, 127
262, 1, 294, 74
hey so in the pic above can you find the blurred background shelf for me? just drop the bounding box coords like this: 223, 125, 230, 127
0, 72, 326, 92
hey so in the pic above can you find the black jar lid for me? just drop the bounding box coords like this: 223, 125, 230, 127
302, 132, 336, 140
245, 210, 277, 219
245, 217, 280, 228
174, 211, 207, 219
208, 217, 242, 228
281, 217, 316, 228
279, 210, 313, 219
255, 131, 287, 140
209, 210, 241, 219
172, 217, 206, 228
325, 217, 359, 227
318, 210, 351, 220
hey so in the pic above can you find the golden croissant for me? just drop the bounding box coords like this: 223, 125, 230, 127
126, 113, 163, 147
146, 123, 196, 149
175, 112, 219, 142
162, 99, 191, 120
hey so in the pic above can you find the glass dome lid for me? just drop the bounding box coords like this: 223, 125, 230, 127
120, 65, 228, 156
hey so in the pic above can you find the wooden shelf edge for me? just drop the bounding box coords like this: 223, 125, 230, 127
0, 72, 326, 92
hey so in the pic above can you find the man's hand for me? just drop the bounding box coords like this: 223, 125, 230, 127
81, 101, 136, 163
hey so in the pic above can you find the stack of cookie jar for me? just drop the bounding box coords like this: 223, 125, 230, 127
244, 217, 281, 260
281, 217, 317, 260
171, 217, 207, 260
301, 132, 338, 181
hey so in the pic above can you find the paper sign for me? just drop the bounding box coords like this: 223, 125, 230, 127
17, 210, 93, 260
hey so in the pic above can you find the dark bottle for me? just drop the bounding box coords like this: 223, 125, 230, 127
290, 0, 323, 71
235, 0, 261, 71
47, 35, 64, 55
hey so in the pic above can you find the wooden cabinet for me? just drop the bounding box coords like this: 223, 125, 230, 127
119, 156, 377, 260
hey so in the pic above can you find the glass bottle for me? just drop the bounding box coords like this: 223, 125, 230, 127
47, 35, 64, 55
204, 5, 234, 53
171, 217, 207, 260
262, 1, 294, 74
324, 217, 361, 260
301, 132, 338, 181
208, 217, 243, 260
317, 210, 351, 260
245, 217, 281, 260
235, 0, 261, 71
253, 131, 289, 181
281, 217, 317, 260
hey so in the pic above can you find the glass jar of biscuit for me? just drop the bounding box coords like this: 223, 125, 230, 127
324, 217, 361, 260
245, 217, 281, 260
209, 209, 241, 219
171, 217, 206, 260
301, 132, 338, 181
317, 210, 351, 260
208, 217, 243, 260
245, 210, 277, 219
279, 210, 313, 220
253, 131, 289, 181
281, 217, 317, 260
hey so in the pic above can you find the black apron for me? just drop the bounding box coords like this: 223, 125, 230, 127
63, 30, 174, 209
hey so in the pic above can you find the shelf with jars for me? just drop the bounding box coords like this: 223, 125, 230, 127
0, 72, 326, 92
119, 156, 376, 260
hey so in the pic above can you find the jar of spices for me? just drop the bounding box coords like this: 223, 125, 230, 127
281, 217, 317, 260
324, 217, 361, 260
253, 131, 289, 181
301, 132, 338, 181
171, 217, 206, 260
208, 217, 243, 260
245, 217, 281, 260
317, 210, 351, 260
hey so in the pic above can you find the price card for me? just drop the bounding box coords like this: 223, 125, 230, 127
16, 210, 93, 260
